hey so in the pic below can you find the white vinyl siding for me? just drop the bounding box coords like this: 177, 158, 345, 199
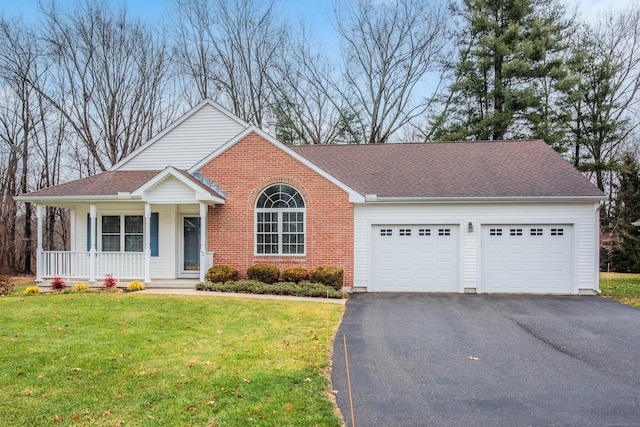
354, 202, 600, 294
116, 104, 246, 171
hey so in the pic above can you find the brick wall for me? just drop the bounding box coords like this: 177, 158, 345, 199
199, 132, 354, 286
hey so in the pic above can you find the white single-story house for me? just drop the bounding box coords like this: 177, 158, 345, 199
18, 99, 605, 294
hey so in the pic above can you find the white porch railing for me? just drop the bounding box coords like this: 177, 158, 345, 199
96, 252, 145, 279
41, 251, 91, 278
41, 251, 145, 280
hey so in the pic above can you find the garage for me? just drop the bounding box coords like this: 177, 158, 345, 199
371, 225, 459, 292
481, 224, 573, 293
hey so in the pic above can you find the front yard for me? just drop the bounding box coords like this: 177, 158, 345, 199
0, 292, 345, 426
599, 272, 640, 308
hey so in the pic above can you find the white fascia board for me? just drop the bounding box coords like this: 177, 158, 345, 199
14, 195, 142, 204
359, 195, 606, 204
188, 126, 365, 203
110, 99, 250, 171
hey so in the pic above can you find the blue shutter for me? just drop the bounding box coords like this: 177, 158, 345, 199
151, 212, 159, 257
86, 213, 91, 251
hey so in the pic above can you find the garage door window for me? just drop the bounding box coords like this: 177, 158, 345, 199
255, 184, 305, 255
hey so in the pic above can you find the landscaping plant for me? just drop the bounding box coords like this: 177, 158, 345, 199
204, 264, 239, 283
50, 276, 66, 291
127, 280, 145, 291
247, 263, 280, 284
0, 274, 15, 296
103, 274, 117, 288
282, 268, 309, 283
310, 266, 344, 291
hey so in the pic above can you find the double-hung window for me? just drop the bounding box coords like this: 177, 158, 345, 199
101, 215, 143, 252
255, 184, 305, 255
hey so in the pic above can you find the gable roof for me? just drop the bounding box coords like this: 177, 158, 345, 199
17, 168, 225, 204
110, 99, 250, 171
291, 140, 604, 200
189, 125, 366, 203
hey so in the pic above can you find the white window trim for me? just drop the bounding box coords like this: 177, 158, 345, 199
255, 207, 306, 256
100, 214, 144, 253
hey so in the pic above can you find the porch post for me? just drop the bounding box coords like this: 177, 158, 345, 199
89, 204, 97, 284
35, 204, 43, 284
144, 203, 151, 284
199, 203, 207, 283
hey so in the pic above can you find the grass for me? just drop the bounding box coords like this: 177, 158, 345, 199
0, 292, 345, 426
600, 272, 640, 308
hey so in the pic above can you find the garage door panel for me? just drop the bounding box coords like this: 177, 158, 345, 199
372, 225, 459, 292
481, 225, 572, 293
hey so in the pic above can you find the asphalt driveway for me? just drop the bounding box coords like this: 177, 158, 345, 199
331, 294, 640, 426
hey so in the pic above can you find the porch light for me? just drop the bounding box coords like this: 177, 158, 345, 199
468, 221, 474, 233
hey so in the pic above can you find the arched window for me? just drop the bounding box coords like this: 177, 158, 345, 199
256, 184, 305, 255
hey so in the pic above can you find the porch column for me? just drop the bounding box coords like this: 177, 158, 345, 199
199, 203, 207, 283
35, 204, 43, 284
144, 203, 151, 284
89, 204, 97, 284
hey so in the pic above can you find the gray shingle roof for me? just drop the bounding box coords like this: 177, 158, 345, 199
291, 140, 604, 198
24, 170, 161, 197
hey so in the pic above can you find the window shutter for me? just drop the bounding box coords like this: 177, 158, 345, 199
151, 213, 159, 257
86, 213, 91, 251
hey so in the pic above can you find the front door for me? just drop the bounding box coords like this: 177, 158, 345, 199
181, 216, 201, 277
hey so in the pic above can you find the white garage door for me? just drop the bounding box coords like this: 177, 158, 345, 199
371, 225, 459, 292
481, 225, 573, 293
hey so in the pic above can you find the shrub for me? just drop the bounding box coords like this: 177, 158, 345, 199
72, 283, 90, 292
51, 276, 66, 291
196, 280, 347, 299
247, 263, 280, 284
0, 275, 15, 296
309, 266, 344, 291
23, 286, 40, 295
103, 274, 117, 288
282, 268, 309, 284
127, 280, 145, 291
205, 265, 239, 283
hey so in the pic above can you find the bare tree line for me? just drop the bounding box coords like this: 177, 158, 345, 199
1, 0, 639, 274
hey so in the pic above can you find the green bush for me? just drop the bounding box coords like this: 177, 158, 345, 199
196, 280, 347, 299
205, 265, 239, 283
282, 268, 309, 283
247, 263, 280, 284
0, 275, 15, 296
309, 266, 344, 291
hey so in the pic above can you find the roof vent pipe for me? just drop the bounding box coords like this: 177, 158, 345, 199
266, 116, 277, 136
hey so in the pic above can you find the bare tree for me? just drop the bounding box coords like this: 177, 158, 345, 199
36, 0, 174, 171
172, 0, 287, 125
333, 0, 447, 144
271, 25, 362, 145
0, 19, 46, 273
567, 6, 640, 192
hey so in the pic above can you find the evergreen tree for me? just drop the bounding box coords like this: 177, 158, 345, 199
607, 152, 640, 272
433, 0, 571, 147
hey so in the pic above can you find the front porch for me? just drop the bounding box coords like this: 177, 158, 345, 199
37, 250, 213, 285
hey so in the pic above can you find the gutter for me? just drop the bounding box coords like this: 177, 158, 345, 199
360, 195, 606, 204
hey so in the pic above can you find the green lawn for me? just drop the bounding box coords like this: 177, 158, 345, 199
0, 292, 345, 426
600, 272, 640, 308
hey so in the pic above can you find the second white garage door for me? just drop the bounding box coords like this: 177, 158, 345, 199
371, 225, 459, 292
481, 225, 573, 293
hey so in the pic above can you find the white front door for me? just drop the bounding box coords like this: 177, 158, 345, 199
181, 216, 201, 277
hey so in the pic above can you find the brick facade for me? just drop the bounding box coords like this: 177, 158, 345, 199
199, 132, 354, 286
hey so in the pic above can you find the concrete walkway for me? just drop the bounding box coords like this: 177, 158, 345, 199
139, 287, 347, 304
